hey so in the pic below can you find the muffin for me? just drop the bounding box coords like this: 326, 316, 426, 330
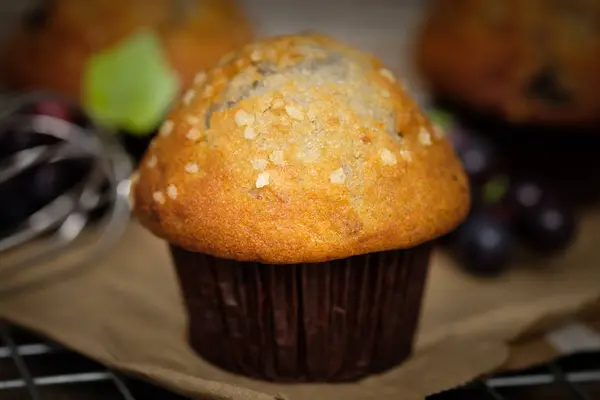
131, 34, 469, 382
2, 0, 253, 162
2, 0, 253, 100
416, 0, 600, 127
417, 0, 600, 203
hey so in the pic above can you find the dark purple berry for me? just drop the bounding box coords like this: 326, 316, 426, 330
453, 213, 515, 276
509, 180, 547, 215
34, 99, 73, 121
519, 200, 577, 254
457, 136, 498, 184
446, 125, 473, 155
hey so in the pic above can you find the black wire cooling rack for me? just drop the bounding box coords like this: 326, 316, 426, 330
0, 322, 599, 400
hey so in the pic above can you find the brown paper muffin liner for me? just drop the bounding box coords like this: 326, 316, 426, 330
170, 244, 431, 382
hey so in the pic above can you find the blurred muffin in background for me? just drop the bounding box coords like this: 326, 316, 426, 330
1, 0, 253, 160
416, 0, 600, 127
416, 0, 600, 205
2, 0, 253, 99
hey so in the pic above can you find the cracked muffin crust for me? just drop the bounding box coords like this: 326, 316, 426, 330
132, 34, 469, 264
2, 0, 253, 99
417, 0, 600, 126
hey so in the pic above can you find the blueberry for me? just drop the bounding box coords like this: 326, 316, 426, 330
508, 179, 568, 223
452, 213, 515, 276
457, 136, 499, 184
518, 200, 577, 254
446, 125, 473, 155
509, 180, 547, 214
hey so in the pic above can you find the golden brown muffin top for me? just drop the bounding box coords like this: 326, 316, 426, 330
417, 0, 600, 126
2, 0, 252, 99
131, 34, 470, 264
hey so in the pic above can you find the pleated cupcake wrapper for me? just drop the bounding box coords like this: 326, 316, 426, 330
170, 244, 431, 382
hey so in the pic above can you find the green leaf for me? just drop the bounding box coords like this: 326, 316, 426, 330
483, 175, 510, 205
82, 29, 180, 135
428, 108, 454, 130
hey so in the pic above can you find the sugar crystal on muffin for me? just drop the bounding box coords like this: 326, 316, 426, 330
255, 172, 270, 188
184, 163, 199, 174
160, 120, 174, 137
380, 148, 397, 165
182, 89, 196, 106
167, 184, 178, 200
329, 168, 347, 184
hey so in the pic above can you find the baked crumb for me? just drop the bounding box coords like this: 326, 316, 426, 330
167, 184, 178, 200
269, 150, 286, 166
256, 171, 270, 188
251, 158, 268, 170
380, 148, 397, 165
184, 163, 199, 174
152, 191, 165, 204
329, 168, 346, 184
297, 147, 321, 163
160, 120, 174, 137
400, 149, 413, 162
418, 127, 432, 146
